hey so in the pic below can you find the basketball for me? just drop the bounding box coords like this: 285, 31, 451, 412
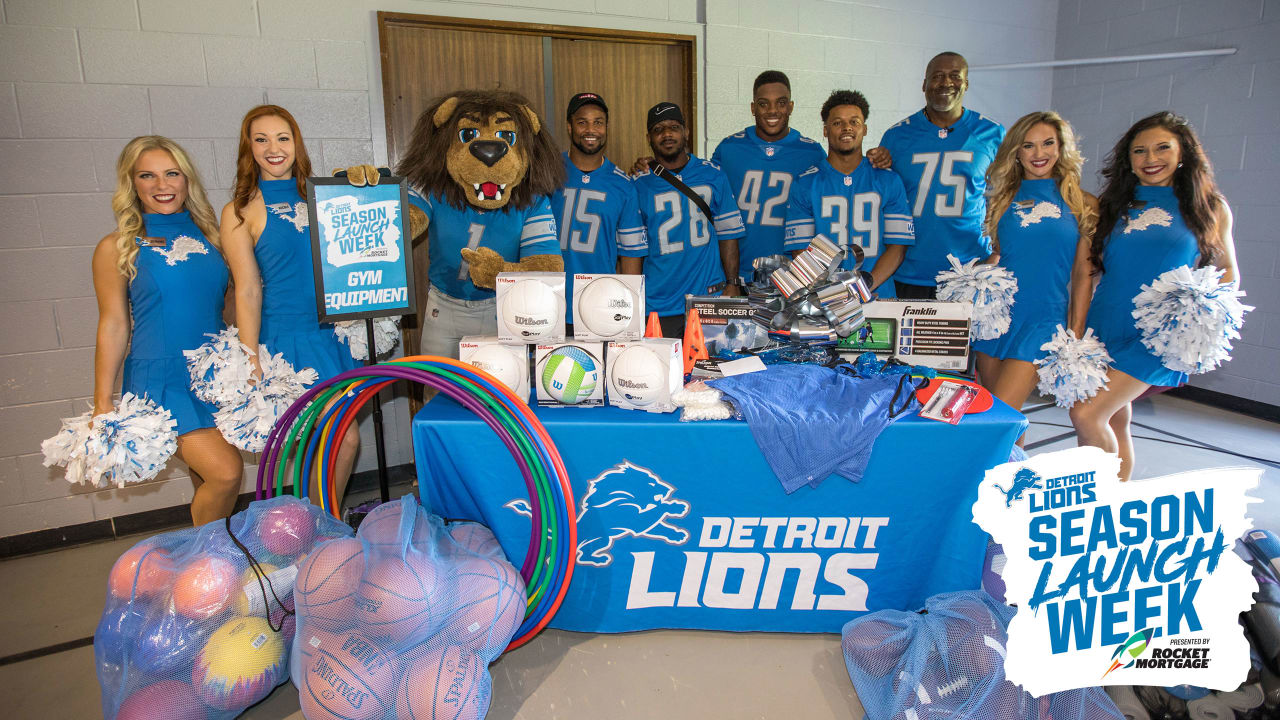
297, 628, 398, 720
172, 555, 239, 620
356, 499, 430, 548
441, 556, 526, 654
192, 616, 287, 710
108, 544, 174, 600
500, 278, 559, 340
577, 276, 636, 337
539, 345, 599, 404
295, 537, 364, 632
608, 345, 666, 407
115, 679, 207, 720
355, 554, 440, 644
466, 344, 526, 395
133, 609, 211, 675
258, 500, 315, 557
394, 644, 490, 720
446, 522, 503, 560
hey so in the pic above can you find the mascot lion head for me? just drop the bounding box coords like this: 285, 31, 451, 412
397, 90, 564, 211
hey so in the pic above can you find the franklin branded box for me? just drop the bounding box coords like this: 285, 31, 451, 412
572, 273, 645, 342
495, 271, 566, 344
837, 299, 972, 370
534, 341, 605, 407
605, 338, 682, 413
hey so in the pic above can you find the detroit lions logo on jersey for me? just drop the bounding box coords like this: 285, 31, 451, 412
1123, 207, 1173, 234
506, 460, 690, 567
153, 235, 208, 265
268, 201, 310, 232
1015, 201, 1062, 227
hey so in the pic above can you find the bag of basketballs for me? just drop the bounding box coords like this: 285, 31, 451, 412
291, 495, 526, 720
94, 495, 353, 720
841, 590, 1124, 720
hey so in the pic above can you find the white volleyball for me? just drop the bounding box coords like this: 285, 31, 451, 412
466, 344, 526, 394
577, 277, 636, 338
608, 345, 666, 407
501, 279, 559, 340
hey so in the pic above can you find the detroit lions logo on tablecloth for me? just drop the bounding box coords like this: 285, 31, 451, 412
1123, 207, 1173, 234
267, 201, 309, 232
1015, 201, 1061, 227
153, 235, 208, 265
505, 460, 690, 567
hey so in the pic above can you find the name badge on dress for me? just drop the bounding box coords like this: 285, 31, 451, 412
136, 236, 167, 247
1013, 200, 1035, 210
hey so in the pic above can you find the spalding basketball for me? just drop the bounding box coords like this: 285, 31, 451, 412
466, 343, 526, 395
440, 556, 527, 655
577, 276, 636, 337
539, 346, 599, 404
395, 644, 490, 720
295, 537, 364, 631
297, 628, 398, 720
356, 499, 430, 548
115, 679, 207, 720
500, 279, 559, 340
608, 345, 666, 407
355, 555, 440, 644
445, 522, 503, 560
192, 616, 287, 710
172, 555, 239, 620
109, 544, 174, 600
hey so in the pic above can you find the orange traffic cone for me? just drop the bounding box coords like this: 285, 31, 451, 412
645, 311, 662, 338
683, 308, 708, 375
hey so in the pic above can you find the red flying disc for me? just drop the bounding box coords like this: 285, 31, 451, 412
916, 377, 994, 413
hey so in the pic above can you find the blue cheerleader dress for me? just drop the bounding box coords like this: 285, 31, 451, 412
1085, 185, 1200, 387
122, 211, 228, 435
972, 178, 1080, 363
254, 178, 359, 379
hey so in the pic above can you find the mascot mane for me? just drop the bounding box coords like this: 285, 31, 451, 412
396, 89, 564, 212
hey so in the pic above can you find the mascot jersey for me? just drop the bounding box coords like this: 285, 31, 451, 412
408, 192, 559, 301
633, 156, 746, 317
711, 127, 826, 282
123, 211, 227, 435
972, 179, 1081, 363
1086, 185, 1200, 388
783, 159, 915, 277
255, 178, 359, 380
879, 109, 1004, 285
551, 153, 647, 324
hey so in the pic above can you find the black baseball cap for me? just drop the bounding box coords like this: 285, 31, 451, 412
566, 92, 608, 120
647, 102, 685, 131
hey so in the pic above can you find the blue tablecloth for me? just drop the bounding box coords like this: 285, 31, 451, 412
413, 396, 1026, 633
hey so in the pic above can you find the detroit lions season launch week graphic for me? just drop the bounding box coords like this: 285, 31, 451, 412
972, 447, 1259, 696
308, 179, 413, 319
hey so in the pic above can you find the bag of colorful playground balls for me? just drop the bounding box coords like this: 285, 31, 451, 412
94, 495, 353, 720
841, 590, 1124, 720
291, 496, 526, 720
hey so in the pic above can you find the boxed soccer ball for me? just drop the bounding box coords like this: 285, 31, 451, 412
606, 338, 682, 413
496, 271, 565, 343
534, 341, 604, 407
686, 296, 768, 353
458, 336, 530, 401
836, 299, 972, 371
572, 273, 644, 342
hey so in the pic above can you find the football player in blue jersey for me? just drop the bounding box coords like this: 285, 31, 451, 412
784, 90, 915, 294
878, 52, 1005, 299
633, 102, 746, 339
552, 92, 647, 335
709, 71, 827, 284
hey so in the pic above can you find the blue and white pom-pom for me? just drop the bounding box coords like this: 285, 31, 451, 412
42, 394, 178, 488
1131, 265, 1252, 375
334, 317, 400, 361
934, 254, 1018, 341
214, 349, 318, 453
184, 327, 257, 405
1034, 325, 1113, 408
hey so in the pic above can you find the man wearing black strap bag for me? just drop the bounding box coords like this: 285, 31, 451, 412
632, 102, 747, 339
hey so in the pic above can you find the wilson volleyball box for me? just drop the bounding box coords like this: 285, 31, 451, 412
459, 336, 530, 402
606, 338, 682, 413
572, 273, 644, 342
496, 271, 565, 344
534, 341, 605, 407
837, 299, 972, 371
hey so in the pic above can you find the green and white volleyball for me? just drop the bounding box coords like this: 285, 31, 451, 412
540, 346, 600, 404
467, 344, 525, 393
501, 279, 559, 340
608, 345, 665, 407
578, 277, 636, 337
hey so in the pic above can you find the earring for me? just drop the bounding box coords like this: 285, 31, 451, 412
1177, 162, 1183, 169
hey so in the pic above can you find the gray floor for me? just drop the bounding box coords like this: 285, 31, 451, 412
2, 393, 1275, 720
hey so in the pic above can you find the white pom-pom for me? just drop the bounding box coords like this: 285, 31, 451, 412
934, 254, 1018, 341
334, 317, 400, 361
1035, 325, 1113, 408
1131, 265, 1253, 374
41, 411, 94, 485
214, 349, 318, 452
672, 383, 733, 421
184, 327, 257, 405
45, 394, 179, 489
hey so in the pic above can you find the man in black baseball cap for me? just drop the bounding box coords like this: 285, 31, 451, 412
566, 91, 608, 120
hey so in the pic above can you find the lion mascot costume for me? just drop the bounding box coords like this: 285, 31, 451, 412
345, 89, 565, 358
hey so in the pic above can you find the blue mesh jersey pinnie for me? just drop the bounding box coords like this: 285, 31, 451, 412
711, 126, 826, 281
550, 152, 647, 324
878, 109, 1005, 286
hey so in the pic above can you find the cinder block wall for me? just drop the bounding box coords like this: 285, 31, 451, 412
1051, 0, 1280, 405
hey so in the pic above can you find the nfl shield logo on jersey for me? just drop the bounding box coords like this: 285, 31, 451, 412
765, 146, 776, 157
